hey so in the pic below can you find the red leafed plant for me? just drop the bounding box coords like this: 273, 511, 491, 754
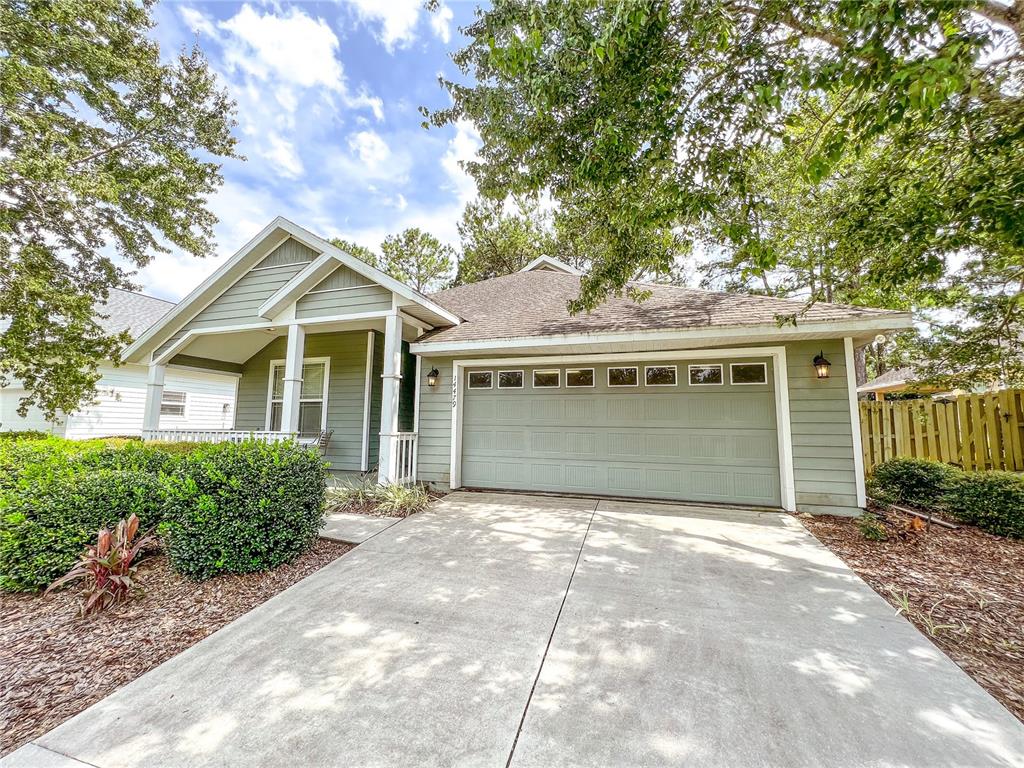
46, 514, 156, 615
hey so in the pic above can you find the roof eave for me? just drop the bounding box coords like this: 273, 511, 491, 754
410, 313, 914, 355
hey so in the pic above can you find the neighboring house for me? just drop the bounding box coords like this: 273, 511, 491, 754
0, 289, 238, 438
125, 217, 913, 515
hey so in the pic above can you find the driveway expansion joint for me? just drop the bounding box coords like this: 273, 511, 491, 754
504, 500, 600, 768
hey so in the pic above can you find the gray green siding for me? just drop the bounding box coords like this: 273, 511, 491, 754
415, 339, 861, 514
235, 331, 369, 472
785, 340, 859, 513
367, 332, 383, 469
295, 265, 393, 320
155, 238, 315, 358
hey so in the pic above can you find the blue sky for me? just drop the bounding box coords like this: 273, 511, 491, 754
138, 1, 483, 301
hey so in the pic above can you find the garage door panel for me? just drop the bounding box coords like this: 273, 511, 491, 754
461, 359, 781, 506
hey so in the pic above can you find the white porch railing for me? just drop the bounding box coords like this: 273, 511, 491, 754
390, 432, 418, 485
142, 429, 305, 445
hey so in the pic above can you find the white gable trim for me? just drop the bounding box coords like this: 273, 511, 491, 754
519, 255, 582, 275
124, 217, 460, 364
264, 223, 462, 327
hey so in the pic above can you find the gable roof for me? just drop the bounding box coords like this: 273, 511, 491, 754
415, 271, 912, 350
98, 289, 174, 341
519, 255, 582, 275
123, 217, 459, 364
857, 367, 917, 393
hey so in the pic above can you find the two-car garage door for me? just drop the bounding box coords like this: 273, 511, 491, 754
460, 358, 781, 507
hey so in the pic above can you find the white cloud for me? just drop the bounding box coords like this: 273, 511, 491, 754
219, 4, 345, 91
348, 130, 392, 172
263, 133, 304, 178
179, 6, 215, 37
440, 119, 481, 206
430, 3, 454, 44
347, 0, 422, 52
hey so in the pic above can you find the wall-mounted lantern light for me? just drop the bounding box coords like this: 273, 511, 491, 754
813, 351, 832, 379
426, 367, 440, 387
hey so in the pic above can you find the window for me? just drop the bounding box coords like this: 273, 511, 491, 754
565, 368, 595, 388
731, 362, 768, 385
533, 370, 560, 388
608, 366, 639, 387
267, 359, 328, 432
468, 371, 493, 389
160, 390, 186, 417
645, 365, 677, 386
498, 370, 524, 388
688, 364, 723, 386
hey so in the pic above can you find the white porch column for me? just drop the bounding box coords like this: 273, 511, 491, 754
280, 324, 306, 433
142, 363, 166, 433
378, 311, 403, 483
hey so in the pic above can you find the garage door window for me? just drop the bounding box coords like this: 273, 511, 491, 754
566, 368, 595, 387
468, 371, 493, 389
731, 362, 767, 385
608, 366, 639, 387
533, 370, 560, 388
645, 365, 677, 386
689, 364, 723, 386
498, 370, 524, 388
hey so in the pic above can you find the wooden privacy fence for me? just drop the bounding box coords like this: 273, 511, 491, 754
859, 390, 1024, 472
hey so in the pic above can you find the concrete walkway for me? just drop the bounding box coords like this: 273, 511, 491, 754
320, 511, 401, 544
6, 492, 1024, 768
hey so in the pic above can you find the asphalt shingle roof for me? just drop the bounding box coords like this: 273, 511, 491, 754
96, 288, 174, 342
422, 272, 904, 345
858, 367, 915, 390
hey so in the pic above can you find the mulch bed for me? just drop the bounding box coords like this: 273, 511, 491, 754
802, 510, 1024, 723
0, 539, 352, 756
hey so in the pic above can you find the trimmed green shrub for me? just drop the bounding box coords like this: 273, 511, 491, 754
867, 457, 961, 511
0, 469, 166, 591
945, 471, 1024, 539
0, 430, 50, 441
160, 440, 327, 580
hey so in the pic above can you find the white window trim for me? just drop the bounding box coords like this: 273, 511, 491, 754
467, 370, 493, 389
449, 348, 796, 512
607, 366, 639, 387
730, 362, 768, 385
159, 390, 188, 418
565, 367, 596, 388
265, 355, 331, 431
532, 369, 560, 388
644, 365, 678, 387
497, 370, 525, 389
688, 363, 724, 386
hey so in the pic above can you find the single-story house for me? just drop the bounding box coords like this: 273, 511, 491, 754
124, 217, 913, 515
0, 289, 238, 438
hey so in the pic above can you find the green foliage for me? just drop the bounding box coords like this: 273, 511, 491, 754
868, 457, 962, 512
160, 441, 327, 580
856, 512, 888, 542
0, 430, 49, 441
433, 0, 1024, 384
0, 468, 165, 591
330, 237, 380, 269
379, 228, 455, 292
944, 471, 1024, 539
328, 481, 431, 518
456, 198, 554, 284
0, 0, 238, 419
869, 457, 1024, 539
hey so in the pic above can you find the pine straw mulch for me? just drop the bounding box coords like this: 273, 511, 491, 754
801, 510, 1024, 723
0, 539, 352, 757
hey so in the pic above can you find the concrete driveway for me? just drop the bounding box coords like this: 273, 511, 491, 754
6, 492, 1024, 768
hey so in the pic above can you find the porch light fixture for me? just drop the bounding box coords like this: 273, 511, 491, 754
813, 351, 832, 379
426, 367, 440, 387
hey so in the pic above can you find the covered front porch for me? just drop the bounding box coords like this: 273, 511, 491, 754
141, 312, 424, 485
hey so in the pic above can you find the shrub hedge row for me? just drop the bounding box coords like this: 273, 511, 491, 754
0, 437, 327, 591
868, 457, 1024, 539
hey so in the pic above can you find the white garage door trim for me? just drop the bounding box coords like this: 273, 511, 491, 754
449, 346, 797, 511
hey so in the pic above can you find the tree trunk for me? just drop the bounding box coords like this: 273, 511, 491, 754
855, 344, 868, 386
